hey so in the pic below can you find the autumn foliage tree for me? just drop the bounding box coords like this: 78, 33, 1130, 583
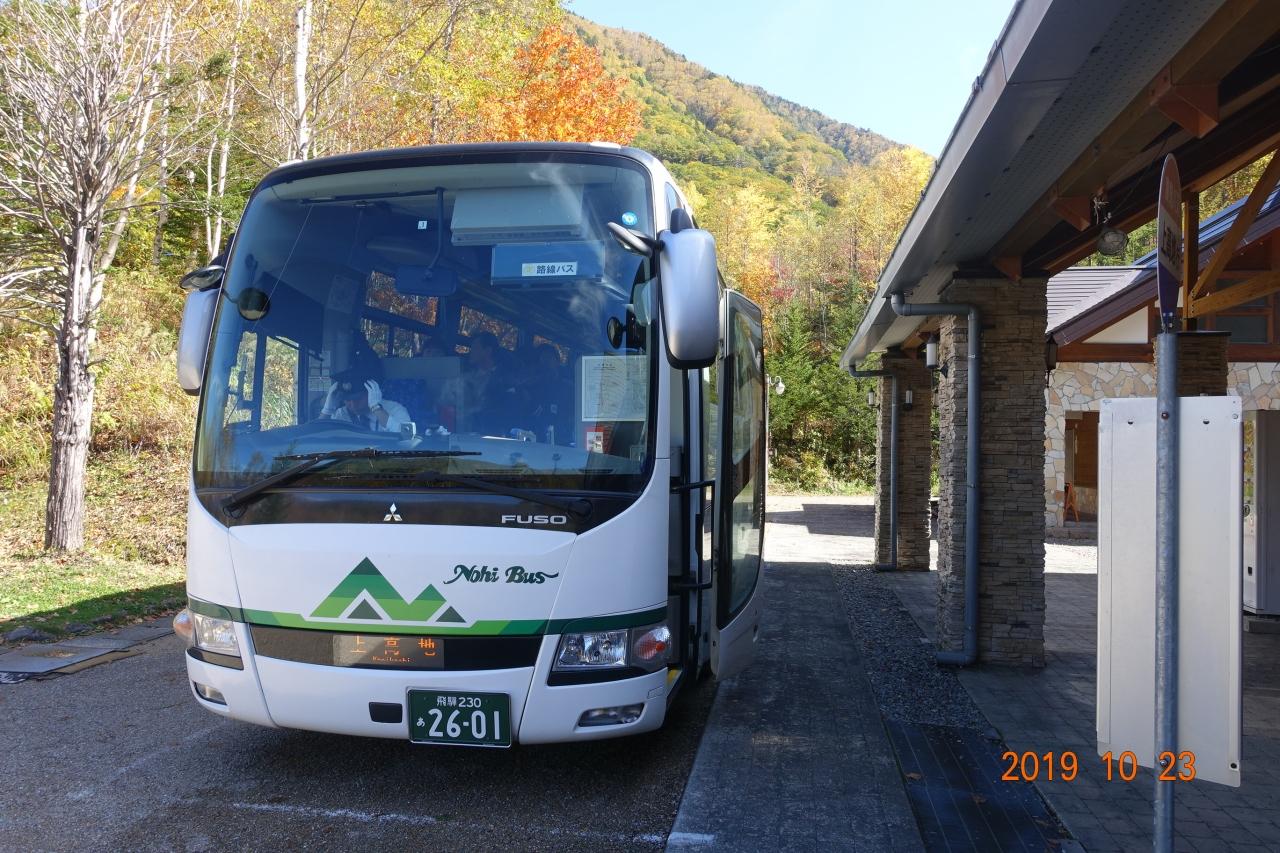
488, 25, 641, 143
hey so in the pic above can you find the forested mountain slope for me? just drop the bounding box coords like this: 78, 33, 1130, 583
574, 17, 903, 198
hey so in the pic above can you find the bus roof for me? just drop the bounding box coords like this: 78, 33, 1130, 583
260, 142, 673, 188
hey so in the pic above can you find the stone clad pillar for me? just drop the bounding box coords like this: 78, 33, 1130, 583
873, 352, 933, 570
935, 276, 1048, 667
1154, 331, 1229, 396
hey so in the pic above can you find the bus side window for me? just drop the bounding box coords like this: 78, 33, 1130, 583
224, 330, 258, 427
665, 183, 682, 223
261, 336, 301, 429
725, 311, 764, 618
222, 330, 302, 431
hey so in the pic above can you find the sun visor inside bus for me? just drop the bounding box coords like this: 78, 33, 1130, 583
450, 186, 586, 245
491, 241, 604, 286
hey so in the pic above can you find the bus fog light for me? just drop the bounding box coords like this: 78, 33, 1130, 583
193, 681, 227, 705
191, 611, 241, 657
554, 630, 628, 669
578, 704, 644, 727
630, 623, 671, 672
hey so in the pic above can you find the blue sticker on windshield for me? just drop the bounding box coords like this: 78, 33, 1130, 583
621, 211, 638, 227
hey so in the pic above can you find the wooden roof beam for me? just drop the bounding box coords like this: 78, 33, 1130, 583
1190, 146, 1280, 299
1034, 100, 1280, 273
990, 0, 1277, 262
1151, 66, 1219, 138
1050, 195, 1091, 231
1188, 269, 1280, 317
992, 256, 1022, 283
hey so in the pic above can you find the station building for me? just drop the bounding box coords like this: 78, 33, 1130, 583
1045, 187, 1280, 532
839, 0, 1280, 667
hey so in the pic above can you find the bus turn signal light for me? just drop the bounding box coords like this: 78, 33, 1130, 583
631, 624, 671, 671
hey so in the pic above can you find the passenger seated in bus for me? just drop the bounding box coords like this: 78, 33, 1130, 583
319, 369, 412, 434
520, 343, 573, 444
436, 332, 502, 432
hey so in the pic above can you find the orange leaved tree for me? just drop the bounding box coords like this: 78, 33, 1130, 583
487, 26, 641, 144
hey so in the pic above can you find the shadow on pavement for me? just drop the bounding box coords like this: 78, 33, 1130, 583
765, 500, 873, 537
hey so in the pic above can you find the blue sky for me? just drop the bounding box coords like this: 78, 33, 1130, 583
567, 0, 1014, 156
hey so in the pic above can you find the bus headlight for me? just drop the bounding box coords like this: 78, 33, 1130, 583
554, 630, 628, 669
553, 623, 671, 673
191, 611, 241, 657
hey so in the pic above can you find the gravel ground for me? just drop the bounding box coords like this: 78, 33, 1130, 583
766, 495, 990, 731
830, 565, 990, 731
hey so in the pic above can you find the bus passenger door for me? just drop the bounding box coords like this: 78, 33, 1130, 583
710, 291, 765, 679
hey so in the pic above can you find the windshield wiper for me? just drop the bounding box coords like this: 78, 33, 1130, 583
416, 472, 592, 519
223, 448, 479, 516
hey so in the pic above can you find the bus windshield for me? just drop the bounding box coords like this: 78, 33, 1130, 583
194, 153, 657, 495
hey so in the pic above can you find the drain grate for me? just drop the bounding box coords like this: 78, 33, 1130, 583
885, 720, 1075, 852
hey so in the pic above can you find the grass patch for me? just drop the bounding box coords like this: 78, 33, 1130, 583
768, 466, 873, 496
0, 449, 188, 643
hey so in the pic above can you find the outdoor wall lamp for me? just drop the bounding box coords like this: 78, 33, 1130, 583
1093, 196, 1128, 257
1096, 224, 1129, 257
902, 389, 914, 411
1046, 338, 1059, 372
924, 334, 939, 369
866, 389, 877, 408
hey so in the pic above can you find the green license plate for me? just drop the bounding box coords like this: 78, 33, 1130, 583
407, 690, 511, 747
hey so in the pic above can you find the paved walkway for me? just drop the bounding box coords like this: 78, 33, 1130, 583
884, 559, 1280, 852
668, 497, 922, 852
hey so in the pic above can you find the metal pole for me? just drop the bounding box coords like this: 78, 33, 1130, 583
889, 373, 900, 571
890, 293, 981, 665
1154, 330, 1179, 852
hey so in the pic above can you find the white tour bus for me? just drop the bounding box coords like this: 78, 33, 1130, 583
172, 142, 765, 745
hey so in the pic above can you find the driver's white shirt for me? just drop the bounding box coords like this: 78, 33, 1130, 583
331, 399, 412, 434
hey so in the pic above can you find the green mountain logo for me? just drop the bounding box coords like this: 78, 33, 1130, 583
311, 558, 460, 624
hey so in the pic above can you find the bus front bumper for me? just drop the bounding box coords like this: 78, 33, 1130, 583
183, 631, 670, 744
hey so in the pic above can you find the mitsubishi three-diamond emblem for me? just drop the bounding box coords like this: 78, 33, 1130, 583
383, 503, 402, 522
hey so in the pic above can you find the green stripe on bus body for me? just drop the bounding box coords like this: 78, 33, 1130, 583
188, 597, 245, 621
242, 609, 536, 636
192, 598, 665, 637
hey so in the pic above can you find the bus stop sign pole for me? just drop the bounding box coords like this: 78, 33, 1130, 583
1154, 153, 1183, 853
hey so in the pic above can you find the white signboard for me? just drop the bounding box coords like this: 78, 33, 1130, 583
1097, 396, 1242, 787
580, 355, 647, 421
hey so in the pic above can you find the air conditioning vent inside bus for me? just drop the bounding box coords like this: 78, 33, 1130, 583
451, 186, 586, 245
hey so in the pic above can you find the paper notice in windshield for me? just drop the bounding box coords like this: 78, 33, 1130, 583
521, 261, 577, 277
581, 355, 647, 421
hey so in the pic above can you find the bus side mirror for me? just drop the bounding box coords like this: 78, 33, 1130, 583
180, 263, 225, 292
177, 288, 218, 394
658, 228, 719, 369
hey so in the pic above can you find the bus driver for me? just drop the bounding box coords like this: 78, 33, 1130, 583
319, 370, 412, 434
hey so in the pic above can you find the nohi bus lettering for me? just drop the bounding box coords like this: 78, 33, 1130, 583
172, 143, 765, 745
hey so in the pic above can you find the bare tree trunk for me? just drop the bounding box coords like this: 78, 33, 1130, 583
45, 229, 98, 550
98, 90, 156, 271
206, 0, 246, 257
292, 0, 313, 161
150, 5, 174, 265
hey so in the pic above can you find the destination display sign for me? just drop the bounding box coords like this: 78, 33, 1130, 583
333, 634, 444, 669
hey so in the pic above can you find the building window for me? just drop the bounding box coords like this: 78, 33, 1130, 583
1206, 282, 1275, 344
